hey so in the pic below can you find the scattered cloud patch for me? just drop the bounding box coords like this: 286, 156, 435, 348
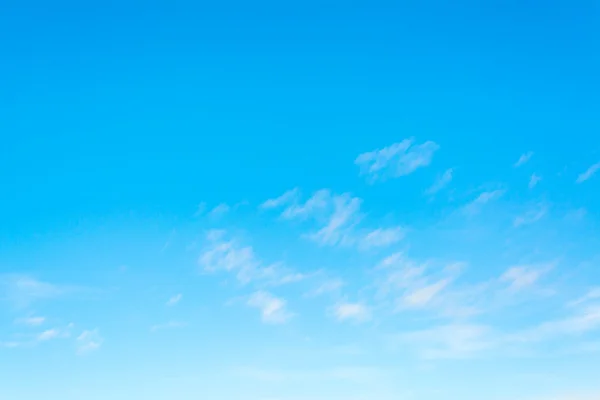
355, 139, 439, 182
333, 302, 371, 323
306, 278, 345, 298
209, 203, 230, 218
514, 204, 548, 227
15, 316, 45, 326
500, 265, 550, 291
199, 231, 307, 287
247, 291, 292, 324
568, 288, 600, 308
576, 162, 600, 183
261, 188, 300, 210
515, 151, 533, 167
150, 321, 188, 332
401, 279, 452, 309
529, 173, 542, 189
166, 293, 182, 306
358, 227, 404, 250
463, 190, 505, 215
0, 275, 65, 308
426, 168, 453, 195
76, 329, 103, 355
398, 323, 495, 359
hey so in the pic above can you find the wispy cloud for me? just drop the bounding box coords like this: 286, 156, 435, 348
463, 190, 505, 215
426, 168, 453, 195
198, 231, 308, 287
247, 291, 293, 324
529, 173, 542, 189
514, 151, 533, 167
358, 228, 404, 250
15, 316, 45, 326
513, 204, 548, 227
332, 302, 371, 323
576, 162, 600, 183
499, 265, 550, 291
401, 278, 452, 309
307, 193, 362, 246
396, 323, 496, 359
208, 203, 230, 218
166, 293, 182, 306
76, 329, 103, 355
355, 139, 439, 182
282, 189, 331, 220
306, 278, 345, 298
261, 188, 300, 209
568, 287, 600, 308
37, 323, 74, 342
0, 275, 65, 308
150, 321, 188, 332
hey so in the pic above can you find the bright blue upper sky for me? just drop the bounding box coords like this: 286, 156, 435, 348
1, 1, 600, 399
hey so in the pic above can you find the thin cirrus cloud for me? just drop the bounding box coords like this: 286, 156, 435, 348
15, 316, 46, 326
198, 230, 308, 287
462, 189, 505, 215
150, 321, 188, 332
514, 151, 533, 167
166, 294, 182, 306
261, 189, 403, 250
425, 168, 454, 195
513, 204, 548, 227
332, 302, 371, 323
529, 173, 541, 189
247, 291, 293, 324
76, 329, 103, 355
576, 162, 600, 184
355, 139, 439, 182
208, 203, 230, 218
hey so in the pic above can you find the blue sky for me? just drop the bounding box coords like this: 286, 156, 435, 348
1, 1, 600, 399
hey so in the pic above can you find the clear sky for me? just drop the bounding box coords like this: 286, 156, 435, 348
1, 1, 600, 399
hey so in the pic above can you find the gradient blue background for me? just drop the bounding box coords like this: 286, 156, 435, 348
1, 1, 599, 399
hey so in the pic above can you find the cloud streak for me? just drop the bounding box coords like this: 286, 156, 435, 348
355, 139, 439, 182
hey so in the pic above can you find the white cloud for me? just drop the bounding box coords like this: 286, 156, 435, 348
513, 306, 600, 342
306, 279, 345, 298
529, 173, 542, 189
150, 321, 188, 332
0, 275, 64, 307
76, 329, 103, 355
199, 232, 307, 287
199, 239, 259, 284
500, 265, 548, 291
332, 302, 370, 323
36, 324, 73, 342
15, 316, 45, 326
37, 329, 61, 341
247, 291, 292, 324
514, 151, 533, 167
397, 323, 495, 359
400, 278, 451, 309
193, 202, 206, 216
281, 189, 331, 219
209, 203, 230, 217
568, 288, 600, 308
513, 204, 548, 227
166, 293, 182, 306
463, 190, 505, 215
358, 227, 404, 250
307, 193, 362, 246
576, 162, 600, 183
261, 188, 300, 209
426, 168, 453, 195
355, 139, 439, 182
